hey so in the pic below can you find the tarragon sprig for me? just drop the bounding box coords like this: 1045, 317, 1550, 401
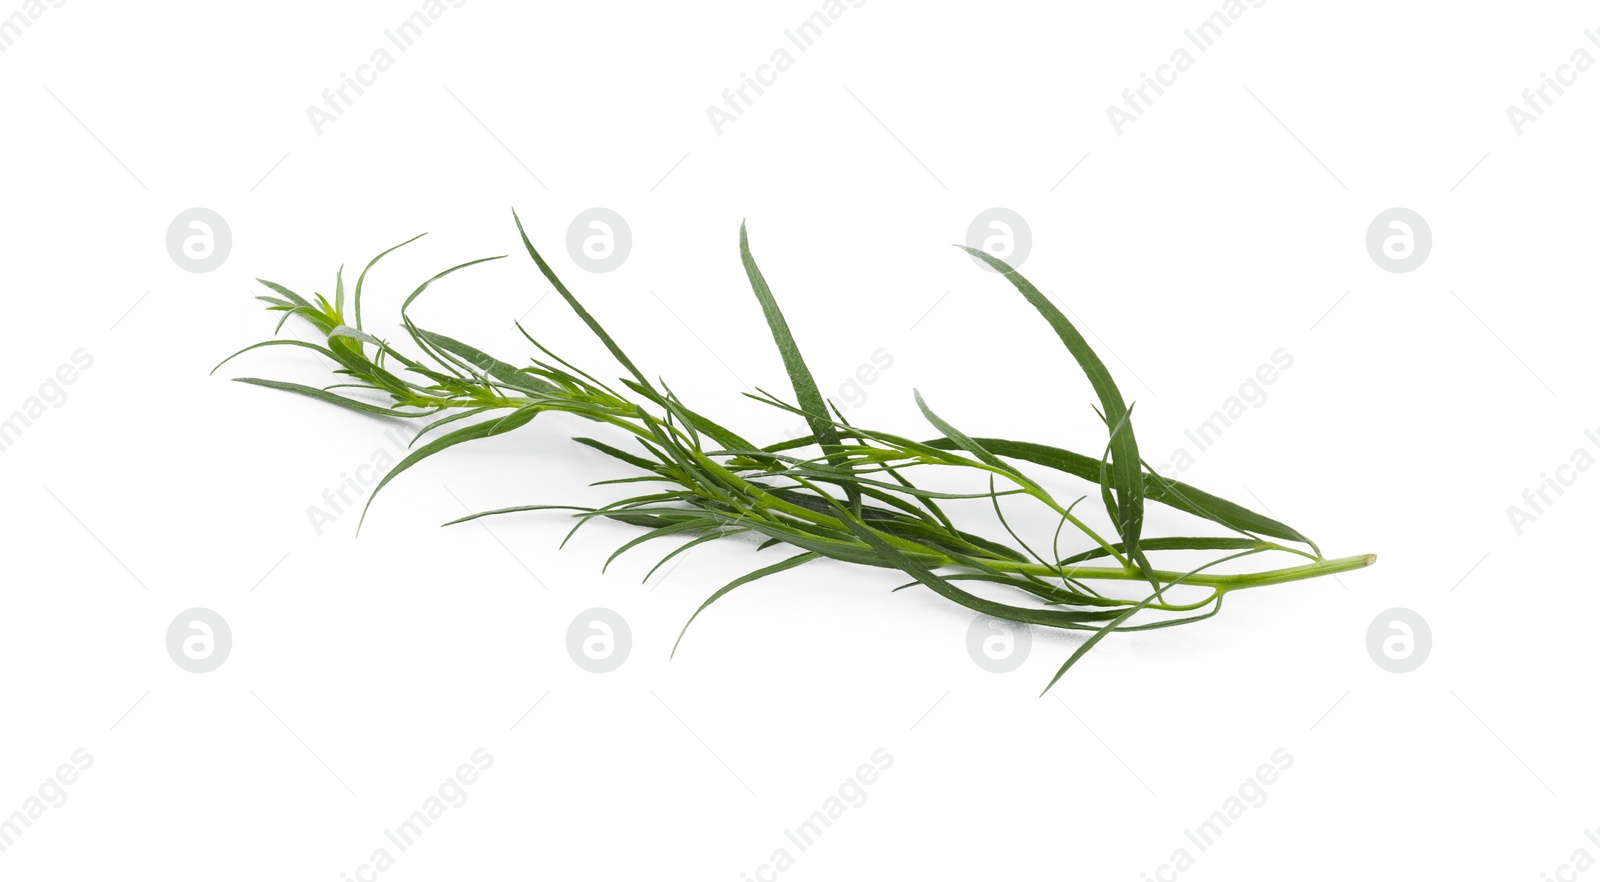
217, 211, 1376, 693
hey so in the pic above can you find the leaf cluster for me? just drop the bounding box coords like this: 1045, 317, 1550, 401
218, 213, 1375, 693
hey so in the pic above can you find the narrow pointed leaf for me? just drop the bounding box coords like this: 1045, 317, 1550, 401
958, 245, 1145, 558
740, 222, 859, 512
513, 209, 651, 388
354, 233, 427, 330
233, 377, 426, 418
922, 437, 1312, 547
359, 406, 541, 530
672, 552, 820, 657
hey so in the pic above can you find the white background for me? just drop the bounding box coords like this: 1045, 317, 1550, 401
3, 1, 1596, 879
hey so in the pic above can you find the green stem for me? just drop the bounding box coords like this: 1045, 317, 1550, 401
1001, 553, 1377, 591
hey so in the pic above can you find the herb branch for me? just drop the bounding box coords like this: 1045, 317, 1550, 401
217, 212, 1376, 693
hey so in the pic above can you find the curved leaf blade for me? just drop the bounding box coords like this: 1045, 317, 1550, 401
957, 246, 1145, 558
740, 222, 859, 512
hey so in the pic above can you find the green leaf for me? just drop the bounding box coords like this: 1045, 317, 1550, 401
958, 246, 1146, 562
1037, 548, 1262, 694
1057, 536, 1273, 566
643, 527, 738, 583
257, 279, 311, 309
830, 508, 1129, 631
672, 552, 820, 657
354, 233, 427, 331
572, 437, 662, 472
399, 256, 507, 318
603, 520, 718, 573
232, 377, 426, 418
444, 502, 595, 525
740, 222, 860, 513
416, 329, 560, 396
328, 325, 383, 348
410, 406, 497, 447
1038, 596, 1157, 695
653, 391, 775, 468
513, 209, 651, 389
913, 391, 1028, 483
922, 437, 1313, 547
212, 339, 338, 375
359, 406, 541, 531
